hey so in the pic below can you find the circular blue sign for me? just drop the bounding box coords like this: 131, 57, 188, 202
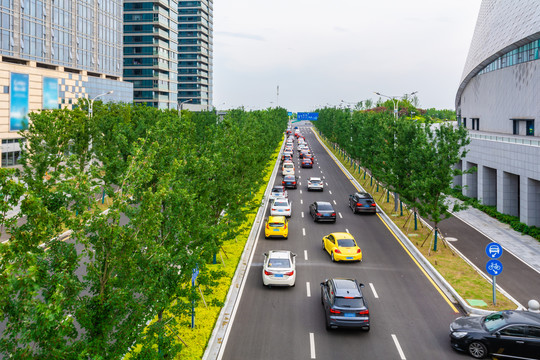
486, 259, 503, 276
485, 242, 503, 259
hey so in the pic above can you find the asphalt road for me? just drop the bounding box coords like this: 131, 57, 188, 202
220, 123, 468, 360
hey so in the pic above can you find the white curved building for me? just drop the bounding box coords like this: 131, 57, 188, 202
456, 0, 540, 226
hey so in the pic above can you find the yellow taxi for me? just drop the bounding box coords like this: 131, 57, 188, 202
322, 232, 362, 262
264, 216, 289, 239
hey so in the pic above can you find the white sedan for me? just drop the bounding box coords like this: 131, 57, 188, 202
262, 250, 296, 287
270, 198, 291, 217
307, 177, 324, 191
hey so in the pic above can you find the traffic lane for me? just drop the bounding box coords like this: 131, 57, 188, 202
438, 216, 540, 306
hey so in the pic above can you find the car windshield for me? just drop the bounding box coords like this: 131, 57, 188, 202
334, 297, 364, 308
337, 239, 356, 247
483, 312, 508, 331
318, 203, 333, 211
274, 201, 288, 207
267, 258, 290, 268
269, 222, 284, 228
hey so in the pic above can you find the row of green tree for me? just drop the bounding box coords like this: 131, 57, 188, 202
0, 103, 288, 358
314, 107, 470, 246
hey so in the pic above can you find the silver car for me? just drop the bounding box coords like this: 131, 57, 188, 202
307, 177, 324, 191
262, 250, 296, 287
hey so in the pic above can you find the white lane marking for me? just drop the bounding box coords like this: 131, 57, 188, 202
303, 228, 306, 236
322, 176, 325, 179
309, 333, 316, 359
302, 211, 304, 218
300, 190, 303, 195
346, 228, 350, 234
326, 182, 328, 186
299, 182, 302, 186
333, 200, 337, 205
329, 190, 332, 195
338, 212, 343, 219
318, 166, 321, 169
369, 283, 379, 299
301, 199, 303, 205
306, 282, 311, 297
304, 250, 308, 260
392, 334, 406, 360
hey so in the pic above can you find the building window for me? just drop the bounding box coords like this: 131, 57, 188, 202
463, 118, 467, 128
526, 120, 534, 136
472, 118, 479, 130
1, 150, 21, 167
513, 120, 519, 135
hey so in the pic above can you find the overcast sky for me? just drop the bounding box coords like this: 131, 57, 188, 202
212, 0, 482, 112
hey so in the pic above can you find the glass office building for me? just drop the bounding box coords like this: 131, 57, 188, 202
178, 0, 212, 111
123, 0, 179, 109
0, 0, 133, 167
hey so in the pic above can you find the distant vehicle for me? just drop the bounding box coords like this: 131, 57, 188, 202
269, 186, 288, 201
264, 216, 288, 239
270, 198, 291, 217
321, 278, 370, 331
449, 310, 540, 359
307, 177, 324, 191
282, 174, 297, 189
301, 158, 313, 168
322, 232, 362, 262
282, 150, 293, 161
309, 201, 336, 222
282, 162, 295, 176
349, 192, 377, 214
262, 250, 296, 287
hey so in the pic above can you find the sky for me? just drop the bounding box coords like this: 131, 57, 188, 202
212, 0, 482, 112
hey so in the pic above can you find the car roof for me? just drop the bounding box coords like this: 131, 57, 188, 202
284, 175, 296, 179
268, 250, 292, 259
272, 186, 285, 191
309, 177, 321, 181
354, 192, 373, 198
332, 278, 362, 297
268, 216, 286, 223
273, 198, 289, 203
315, 201, 332, 206
328, 232, 354, 239
499, 310, 540, 325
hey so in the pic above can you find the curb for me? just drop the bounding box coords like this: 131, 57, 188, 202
202, 140, 284, 360
311, 130, 515, 316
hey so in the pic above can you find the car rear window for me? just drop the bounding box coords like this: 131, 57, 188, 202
269, 222, 284, 228
318, 203, 334, 211
274, 201, 288, 207
272, 187, 284, 193
337, 239, 356, 247
310, 180, 320, 184
268, 259, 290, 268
284, 164, 293, 168
334, 297, 364, 308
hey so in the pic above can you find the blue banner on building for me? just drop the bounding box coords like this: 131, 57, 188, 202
297, 112, 319, 121
43, 77, 59, 110
10, 73, 29, 131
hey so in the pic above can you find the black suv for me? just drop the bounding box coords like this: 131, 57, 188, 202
320, 278, 370, 331
309, 201, 336, 222
450, 310, 540, 359
349, 192, 376, 214
282, 175, 297, 189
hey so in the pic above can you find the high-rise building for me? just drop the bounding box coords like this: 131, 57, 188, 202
177, 0, 212, 111
123, 0, 179, 109
455, 0, 540, 226
0, 0, 133, 168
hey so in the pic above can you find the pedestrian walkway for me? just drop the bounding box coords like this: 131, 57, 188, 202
451, 200, 540, 273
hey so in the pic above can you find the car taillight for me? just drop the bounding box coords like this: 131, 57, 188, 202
282, 181, 285, 185
335, 249, 341, 254
266, 223, 270, 229
286, 208, 290, 212
356, 203, 361, 206
283, 223, 287, 230
357, 249, 362, 253
371, 203, 376, 207
271, 208, 276, 211
285, 271, 294, 276
316, 212, 322, 216
331, 213, 336, 216
329, 308, 341, 314
264, 270, 273, 276
293, 182, 296, 185
357, 310, 369, 315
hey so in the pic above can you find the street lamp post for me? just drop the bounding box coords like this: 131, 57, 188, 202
89, 90, 114, 118
178, 98, 193, 118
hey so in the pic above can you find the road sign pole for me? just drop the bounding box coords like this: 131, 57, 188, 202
493, 275, 496, 305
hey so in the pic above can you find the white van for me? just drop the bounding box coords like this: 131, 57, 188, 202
282, 162, 295, 176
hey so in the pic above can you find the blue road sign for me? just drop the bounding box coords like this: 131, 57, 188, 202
486, 259, 503, 276
485, 242, 503, 259
297, 112, 319, 121
287, 112, 293, 116
192, 267, 199, 285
